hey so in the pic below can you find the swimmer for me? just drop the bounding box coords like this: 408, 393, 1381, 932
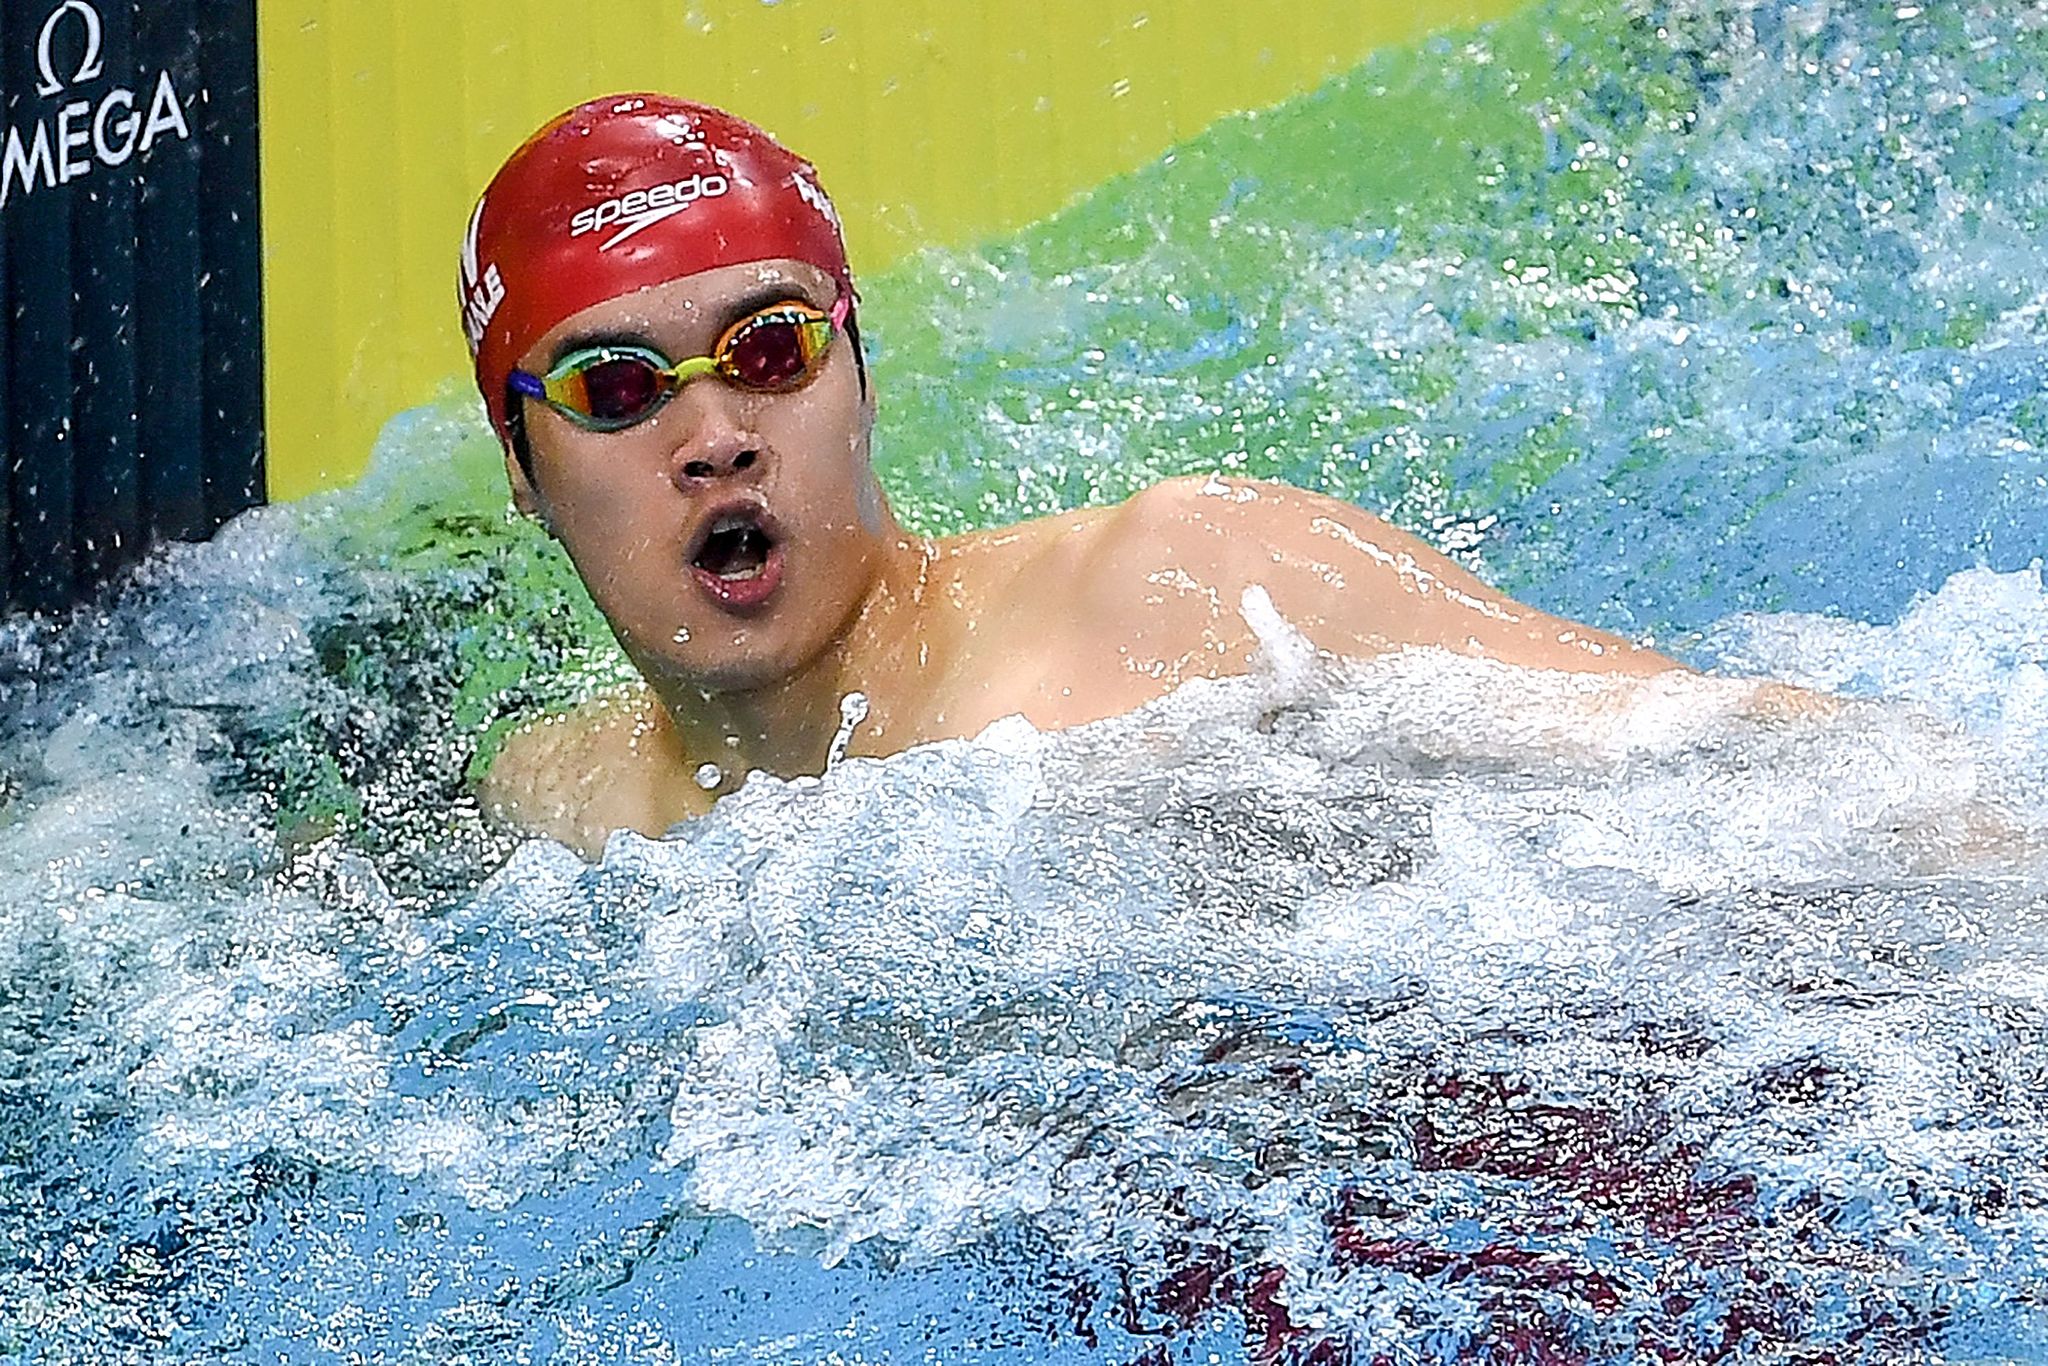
462, 94, 1685, 855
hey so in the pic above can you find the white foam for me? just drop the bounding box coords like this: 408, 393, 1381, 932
535, 572, 2048, 1286
6, 553, 2048, 1346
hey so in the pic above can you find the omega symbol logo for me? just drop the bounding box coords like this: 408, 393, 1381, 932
35, 0, 105, 98
3, 0, 193, 214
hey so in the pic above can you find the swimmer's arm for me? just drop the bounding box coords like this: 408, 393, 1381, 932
476, 688, 698, 858
1126, 474, 1680, 676
475, 712, 622, 859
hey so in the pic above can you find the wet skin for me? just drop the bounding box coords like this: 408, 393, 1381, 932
485, 259, 1681, 857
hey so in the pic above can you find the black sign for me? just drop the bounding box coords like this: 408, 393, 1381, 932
2, 0, 264, 614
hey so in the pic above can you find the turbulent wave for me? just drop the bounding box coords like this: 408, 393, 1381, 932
7, 557, 2048, 1361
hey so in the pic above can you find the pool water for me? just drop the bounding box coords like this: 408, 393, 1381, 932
7, 0, 2048, 1360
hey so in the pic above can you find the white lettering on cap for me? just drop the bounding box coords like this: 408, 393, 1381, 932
567, 173, 732, 251
790, 169, 841, 233
460, 196, 505, 351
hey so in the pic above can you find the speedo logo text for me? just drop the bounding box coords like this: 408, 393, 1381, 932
570, 173, 730, 249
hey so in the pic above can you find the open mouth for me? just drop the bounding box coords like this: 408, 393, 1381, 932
693, 513, 775, 580
687, 505, 785, 609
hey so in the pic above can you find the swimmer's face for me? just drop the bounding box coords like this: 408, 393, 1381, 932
506, 259, 886, 695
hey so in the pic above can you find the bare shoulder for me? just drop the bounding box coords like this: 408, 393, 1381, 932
1107, 472, 1251, 535
1107, 474, 1680, 676
1113, 473, 1396, 545
1103, 473, 1399, 562
476, 685, 702, 857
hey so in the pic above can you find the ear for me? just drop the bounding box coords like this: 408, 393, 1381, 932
503, 441, 551, 528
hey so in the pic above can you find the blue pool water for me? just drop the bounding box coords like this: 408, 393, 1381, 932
6, 0, 2048, 1360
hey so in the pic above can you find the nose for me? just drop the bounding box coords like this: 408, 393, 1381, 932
663, 382, 770, 489
676, 443, 764, 484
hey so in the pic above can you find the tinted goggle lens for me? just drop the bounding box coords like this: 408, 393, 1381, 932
574, 354, 668, 425
727, 311, 824, 390
512, 296, 846, 431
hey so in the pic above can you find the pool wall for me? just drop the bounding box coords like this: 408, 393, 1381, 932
253, 0, 1524, 498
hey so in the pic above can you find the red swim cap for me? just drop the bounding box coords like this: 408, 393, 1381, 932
458, 94, 855, 443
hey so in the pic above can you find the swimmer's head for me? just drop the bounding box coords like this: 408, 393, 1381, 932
459, 94, 857, 449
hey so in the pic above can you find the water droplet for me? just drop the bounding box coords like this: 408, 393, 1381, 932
826, 692, 870, 770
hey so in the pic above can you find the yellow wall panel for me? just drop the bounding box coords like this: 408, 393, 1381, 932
257, 1, 1525, 499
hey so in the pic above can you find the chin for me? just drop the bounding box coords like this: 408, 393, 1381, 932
630, 627, 816, 698
680, 654, 801, 695
610, 573, 864, 699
